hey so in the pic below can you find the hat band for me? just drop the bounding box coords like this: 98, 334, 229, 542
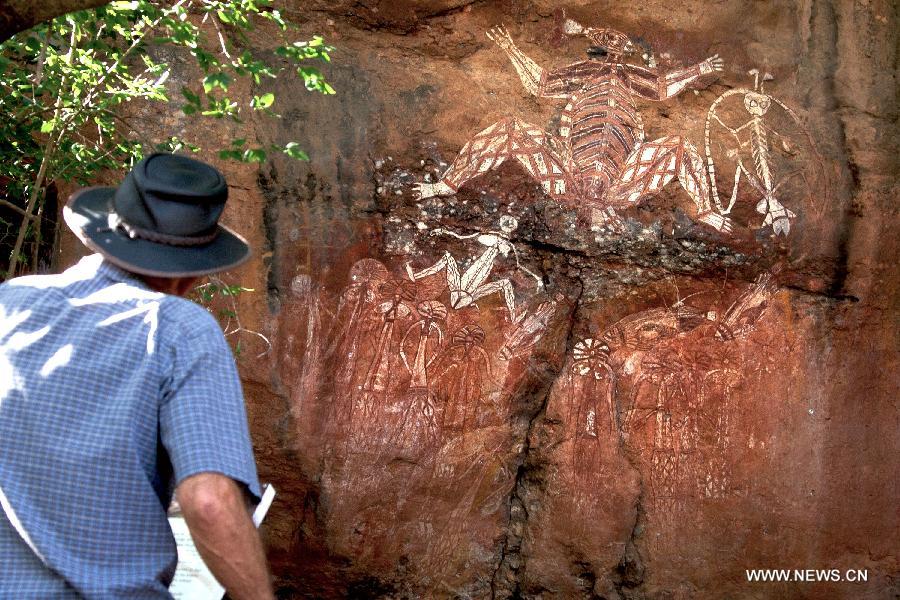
108, 213, 219, 247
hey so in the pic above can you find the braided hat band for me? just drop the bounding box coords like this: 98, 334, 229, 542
108, 212, 219, 247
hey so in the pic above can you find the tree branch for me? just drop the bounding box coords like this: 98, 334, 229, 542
0, 198, 32, 218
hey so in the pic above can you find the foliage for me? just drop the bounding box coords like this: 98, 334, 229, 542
0, 0, 335, 278
193, 277, 271, 358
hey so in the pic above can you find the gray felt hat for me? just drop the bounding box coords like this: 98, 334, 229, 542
63, 153, 251, 277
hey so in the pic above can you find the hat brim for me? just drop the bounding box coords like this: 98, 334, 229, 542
64, 186, 252, 278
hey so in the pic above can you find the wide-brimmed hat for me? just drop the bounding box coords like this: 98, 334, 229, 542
63, 153, 251, 277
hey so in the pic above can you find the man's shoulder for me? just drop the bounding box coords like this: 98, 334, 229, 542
1, 255, 104, 301
2, 272, 60, 288
159, 295, 224, 342
0, 272, 67, 306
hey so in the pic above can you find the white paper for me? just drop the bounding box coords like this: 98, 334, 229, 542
168, 484, 276, 599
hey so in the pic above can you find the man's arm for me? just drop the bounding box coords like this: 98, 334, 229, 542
176, 472, 274, 600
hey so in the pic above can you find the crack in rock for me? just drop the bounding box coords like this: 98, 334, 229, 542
490, 268, 586, 599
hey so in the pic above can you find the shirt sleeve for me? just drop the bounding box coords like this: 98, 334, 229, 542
158, 305, 261, 503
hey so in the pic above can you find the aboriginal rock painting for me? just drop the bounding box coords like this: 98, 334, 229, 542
274, 18, 827, 592
705, 70, 826, 235
287, 224, 564, 580
414, 20, 822, 236
553, 272, 779, 517
313, 218, 553, 453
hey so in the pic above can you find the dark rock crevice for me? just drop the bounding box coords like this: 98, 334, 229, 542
610, 455, 647, 600
802, 0, 858, 299
490, 267, 586, 599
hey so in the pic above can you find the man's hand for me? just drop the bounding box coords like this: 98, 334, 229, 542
176, 473, 274, 600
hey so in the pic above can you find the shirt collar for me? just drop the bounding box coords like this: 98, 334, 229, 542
79, 254, 152, 291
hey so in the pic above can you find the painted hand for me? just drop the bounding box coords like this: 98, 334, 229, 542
697, 210, 734, 234
412, 181, 454, 200
700, 54, 725, 75
486, 25, 515, 52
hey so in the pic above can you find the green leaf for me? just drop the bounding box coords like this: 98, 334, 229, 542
242, 148, 267, 163
181, 86, 201, 105
251, 92, 274, 109
202, 72, 232, 93
39, 120, 56, 133
218, 149, 244, 161
280, 142, 309, 161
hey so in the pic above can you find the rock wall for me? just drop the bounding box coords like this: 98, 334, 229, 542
61, 0, 898, 597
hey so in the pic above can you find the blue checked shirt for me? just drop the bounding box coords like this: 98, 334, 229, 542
0, 254, 260, 598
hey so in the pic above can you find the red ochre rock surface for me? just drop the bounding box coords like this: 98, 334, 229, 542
56, 0, 898, 597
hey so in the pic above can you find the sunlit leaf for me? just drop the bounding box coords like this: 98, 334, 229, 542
251, 92, 274, 109
202, 72, 232, 93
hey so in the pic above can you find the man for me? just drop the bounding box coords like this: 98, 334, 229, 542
0, 153, 274, 598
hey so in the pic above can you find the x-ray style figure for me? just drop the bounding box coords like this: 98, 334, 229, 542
362, 279, 416, 393
325, 259, 389, 387
571, 338, 617, 435
698, 367, 741, 499
414, 20, 731, 232
705, 70, 807, 235
434, 325, 492, 432
400, 300, 448, 391
406, 216, 541, 322
499, 293, 564, 360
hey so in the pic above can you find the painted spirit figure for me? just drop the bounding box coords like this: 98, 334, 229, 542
400, 300, 448, 391
415, 20, 730, 232
705, 70, 808, 235
405, 216, 541, 322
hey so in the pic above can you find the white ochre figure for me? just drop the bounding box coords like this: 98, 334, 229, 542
414, 21, 730, 233
406, 215, 541, 323
705, 70, 804, 235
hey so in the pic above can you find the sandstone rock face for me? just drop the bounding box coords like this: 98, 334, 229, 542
61, 0, 897, 597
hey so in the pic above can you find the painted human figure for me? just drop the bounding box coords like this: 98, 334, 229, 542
705, 71, 802, 235
698, 367, 741, 498
571, 337, 617, 434
414, 21, 730, 232
400, 300, 447, 390
325, 259, 389, 390
405, 215, 541, 323
362, 279, 415, 393
434, 325, 492, 432
499, 293, 563, 361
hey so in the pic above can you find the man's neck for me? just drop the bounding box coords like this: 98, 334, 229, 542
138, 275, 200, 297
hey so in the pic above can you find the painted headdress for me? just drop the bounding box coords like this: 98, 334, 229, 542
563, 18, 635, 56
